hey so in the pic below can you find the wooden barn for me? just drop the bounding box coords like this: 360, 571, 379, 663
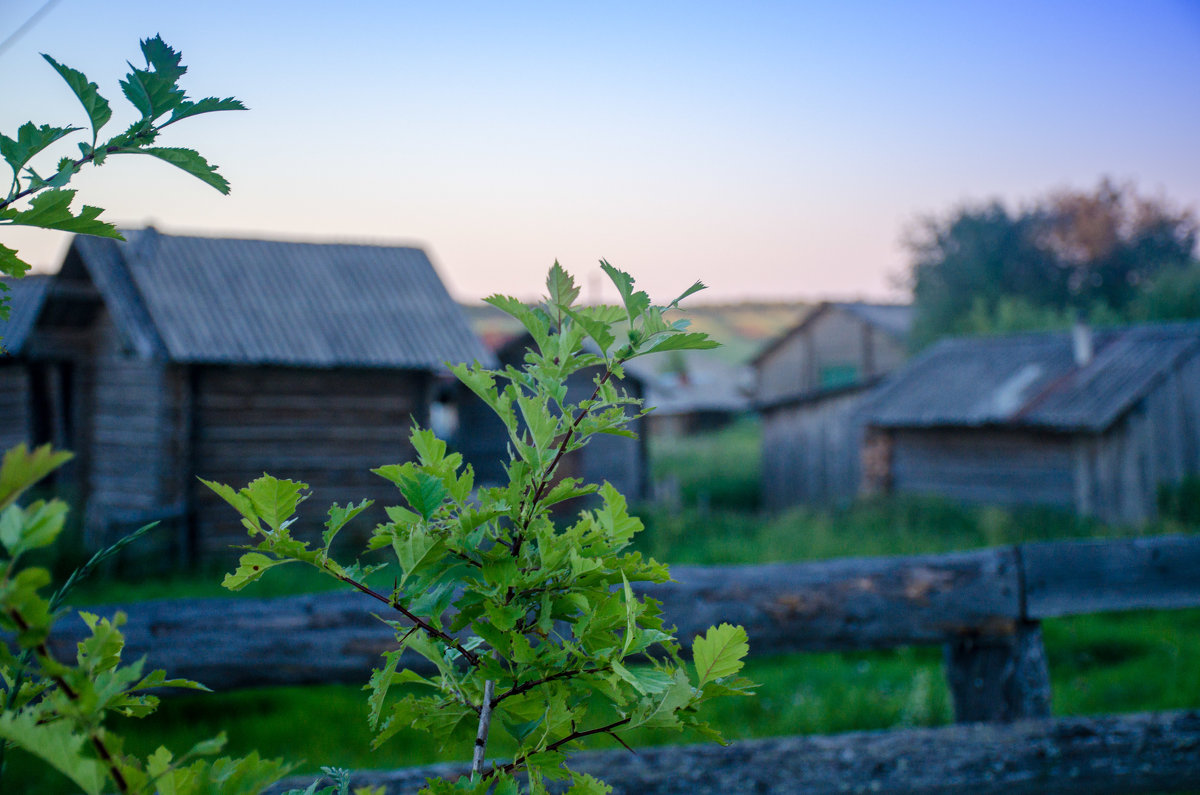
753, 301, 912, 510
861, 321, 1200, 524
0, 276, 56, 453
9, 229, 492, 563
455, 332, 649, 503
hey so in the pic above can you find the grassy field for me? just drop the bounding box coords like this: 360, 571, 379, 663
8, 419, 1199, 792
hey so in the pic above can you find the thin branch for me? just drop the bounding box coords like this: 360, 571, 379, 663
327, 569, 480, 667
482, 716, 633, 780
471, 679, 496, 776
492, 665, 608, 707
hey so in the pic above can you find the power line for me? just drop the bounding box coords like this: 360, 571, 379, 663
0, 0, 66, 59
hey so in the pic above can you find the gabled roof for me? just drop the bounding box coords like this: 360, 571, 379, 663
0, 275, 51, 355
864, 322, 1200, 433
63, 229, 493, 370
751, 301, 912, 367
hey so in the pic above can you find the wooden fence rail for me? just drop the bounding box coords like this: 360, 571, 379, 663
37, 533, 1200, 794
48, 533, 1200, 722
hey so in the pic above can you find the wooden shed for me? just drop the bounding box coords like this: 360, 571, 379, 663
861, 322, 1200, 524
12, 229, 492, 563
0, 276, 57, 453
455, 332, 649, 504
753, 301, 912, 509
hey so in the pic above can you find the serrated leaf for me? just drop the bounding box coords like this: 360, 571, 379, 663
692, 623, 749, 687
167, 96, 247, 125
0, 711, 107, 794
546, 261, 580, 311
0, 122, 80, 179
0, 188, 120, 237
600, 260, 650, 325
42, 55, 112, 137
397, 471, 447, 520
199, 477, 261, 535
639, 331, 720, 354
121, 147, 231, 194
222, 552, 294, 590
244, 474, 307, 532
120, 36, 187, 120
0, 442, 72, 510
323, 499, 372, 551
667, 280, 707, 309
564, 773, 613, 794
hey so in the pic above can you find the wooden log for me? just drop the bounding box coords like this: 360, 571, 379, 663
44, 549, 1020, 692
944, 620, 1051, 722
1023, 534, 1200, 618
266, 709, 1200, 795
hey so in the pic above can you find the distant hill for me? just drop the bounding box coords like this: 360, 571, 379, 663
459, 301, 809, 366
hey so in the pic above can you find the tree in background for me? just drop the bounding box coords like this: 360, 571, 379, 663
907, 178, 1199, 348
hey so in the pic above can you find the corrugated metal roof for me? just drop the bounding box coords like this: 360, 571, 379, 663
0, 275, 51, 354
865, 322, 1200, 433
71, 229, 493, 370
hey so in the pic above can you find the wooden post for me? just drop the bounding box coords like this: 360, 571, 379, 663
944, 620, 1051, 723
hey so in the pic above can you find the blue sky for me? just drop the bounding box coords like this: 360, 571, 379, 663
2, 1, 1198, 303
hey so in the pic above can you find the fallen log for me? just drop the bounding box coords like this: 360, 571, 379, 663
45, 547, 1019, 691
266, 709, 1200, 795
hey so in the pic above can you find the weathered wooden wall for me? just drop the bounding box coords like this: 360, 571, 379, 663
890, 428, 1076, 510
756, 307, 907, 405
0, 363, 32, 452
760, 387, 867, 509
191, 365, 431, 560
86, 312, 175, 539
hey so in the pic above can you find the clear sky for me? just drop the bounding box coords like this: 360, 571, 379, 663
2, 1, 1198, 303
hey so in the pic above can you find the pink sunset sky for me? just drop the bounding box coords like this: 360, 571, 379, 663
2, 0, 1198, 304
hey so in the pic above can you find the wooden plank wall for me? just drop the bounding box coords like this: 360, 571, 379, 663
86, 312, 174, 546
191, 366, 431, 561
0, 364, 32, 452
891, 428, 1076, 509
761, 388, 865, 510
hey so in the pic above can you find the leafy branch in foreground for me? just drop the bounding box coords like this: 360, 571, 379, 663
207, 263, 754, 794
0, 34, 246, 319
0, 444, 292, 794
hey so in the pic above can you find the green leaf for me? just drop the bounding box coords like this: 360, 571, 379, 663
0, 711, 108, 794
546, 261, 580, 312
0, 499, 68, 557
392, 525, 445, 587
199, 477, 261, 535
564, 773, 613, 794
666, 280, 707, 309
0, 243, 30, 282
120, 147, 231, 194
42, 55, 112, 137
692, 623, 749, 687
223, 552, 295, 591
244, 474, 308, 533
323, 499, 372, 551
0, 122, 80, 180
639, 331, 720, 355
167, 96, 247, 125
0, 188, 120, 237
600, 260, 650, 324
397, 471, 448, 520
120, 36, 187, 120
0, 443, 73, 510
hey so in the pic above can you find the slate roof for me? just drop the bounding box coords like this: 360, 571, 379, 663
66, 229, 493, 370
864, 322, 1200, 433
752, 301, 912, 367
0, 275, 51, 355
